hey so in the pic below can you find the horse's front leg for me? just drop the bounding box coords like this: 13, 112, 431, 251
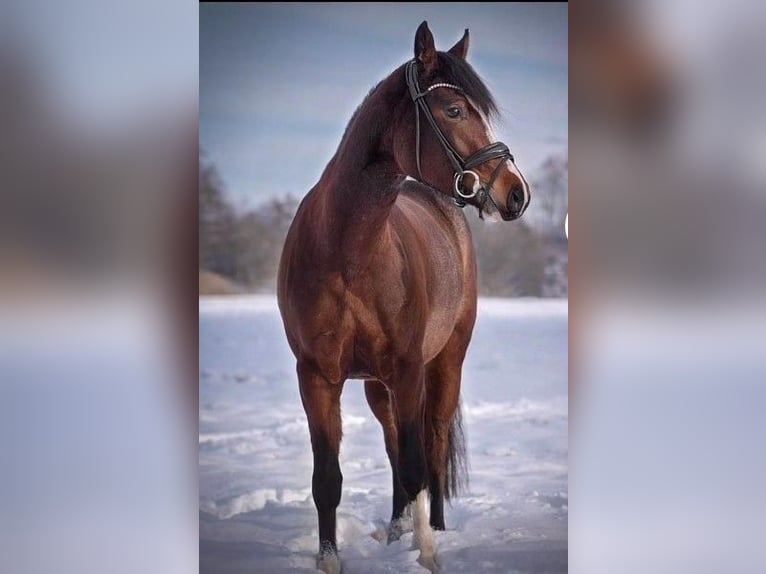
391, 358, 437, 567
298, 362, 345, 574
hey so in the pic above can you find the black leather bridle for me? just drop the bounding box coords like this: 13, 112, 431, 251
405, 59, 514, 216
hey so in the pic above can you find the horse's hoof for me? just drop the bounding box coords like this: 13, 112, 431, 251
370, 526, 387, 543
387, 516, 412, 544
416, 552, 441, 573
387, 526, 402, 544
316, 545, 341, 574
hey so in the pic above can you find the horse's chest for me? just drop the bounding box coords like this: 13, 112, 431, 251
286, 216, 470, 382
299, 311, 378, 384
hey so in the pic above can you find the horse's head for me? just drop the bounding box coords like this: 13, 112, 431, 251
395, 21, 530, 221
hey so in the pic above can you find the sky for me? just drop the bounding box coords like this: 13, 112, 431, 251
200, 3, 568, 210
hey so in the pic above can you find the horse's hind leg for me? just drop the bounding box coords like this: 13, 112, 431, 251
425, 329, 471, 530
364, 380, 409, 542
425, 354, 463, 530
297, 362, 344, 574
390, 359, 436, 563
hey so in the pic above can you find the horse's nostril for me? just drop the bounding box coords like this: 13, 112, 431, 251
510, 186, 525, 207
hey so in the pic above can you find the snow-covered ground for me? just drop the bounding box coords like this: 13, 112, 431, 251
199, 296, 568, 573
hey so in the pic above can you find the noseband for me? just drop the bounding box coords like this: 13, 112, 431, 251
405, 60, 514, 215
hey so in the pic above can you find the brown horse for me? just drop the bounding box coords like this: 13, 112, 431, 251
278, 21, 530, 572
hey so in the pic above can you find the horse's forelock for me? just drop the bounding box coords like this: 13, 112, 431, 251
436, 52, 498, 120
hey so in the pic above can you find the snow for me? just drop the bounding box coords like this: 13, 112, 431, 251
200, 295, 567, 573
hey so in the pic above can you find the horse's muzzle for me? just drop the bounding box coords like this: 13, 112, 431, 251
500, 184, 529, 221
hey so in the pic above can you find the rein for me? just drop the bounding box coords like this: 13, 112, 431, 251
405, 60, 514, 216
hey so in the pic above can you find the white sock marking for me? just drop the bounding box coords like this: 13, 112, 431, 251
412, 489, 435, 559
316, 553, 341, 574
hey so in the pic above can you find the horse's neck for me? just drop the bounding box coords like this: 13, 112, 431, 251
331, 82, 402, 182
314, 70, 406, 256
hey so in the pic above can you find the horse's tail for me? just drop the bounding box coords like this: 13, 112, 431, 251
444, 399, 469, 500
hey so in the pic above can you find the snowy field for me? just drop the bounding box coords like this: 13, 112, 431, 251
199, 296, 568, 573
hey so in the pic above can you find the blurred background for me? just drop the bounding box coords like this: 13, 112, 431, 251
199, 3, 568, 297
5, 0, 766, 571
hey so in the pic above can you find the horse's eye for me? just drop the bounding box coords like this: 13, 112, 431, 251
446, 106, 461, 119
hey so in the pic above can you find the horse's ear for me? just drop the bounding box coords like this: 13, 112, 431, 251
414, 21, 437, 75
448, 29, 470, 60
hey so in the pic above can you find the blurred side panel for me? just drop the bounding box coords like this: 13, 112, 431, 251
571, 0, 766, 571
0, 1, 198, 573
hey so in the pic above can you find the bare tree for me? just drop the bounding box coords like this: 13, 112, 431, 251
234, 195, 299, 290
199, 156, 237, 277
525, 155, 568, 239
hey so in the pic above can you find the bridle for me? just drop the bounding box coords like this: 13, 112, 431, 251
405, 59, 514, 215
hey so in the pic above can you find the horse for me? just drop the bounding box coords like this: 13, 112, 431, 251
277, 21, 530, 572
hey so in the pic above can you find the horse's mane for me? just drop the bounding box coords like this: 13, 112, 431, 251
337, 79, 386, 150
